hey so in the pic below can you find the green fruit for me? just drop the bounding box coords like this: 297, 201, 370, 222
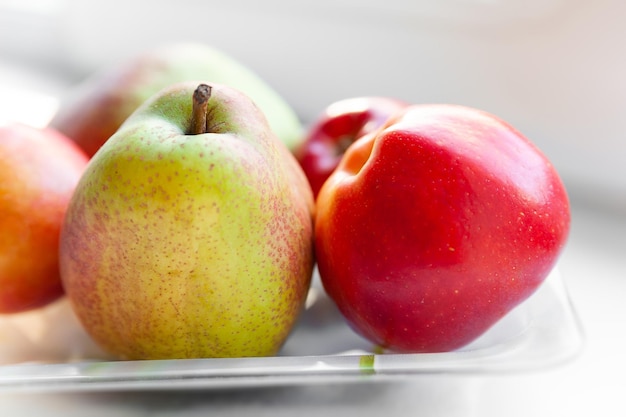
59, 82, 314, 360
50, 43, 304, 157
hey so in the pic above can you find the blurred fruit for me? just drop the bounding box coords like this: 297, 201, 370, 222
50, 42, 304, 157
0, 123, 88, 314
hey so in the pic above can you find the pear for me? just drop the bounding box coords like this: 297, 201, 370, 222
50, 43, 304, 157
59, 82, 314, 360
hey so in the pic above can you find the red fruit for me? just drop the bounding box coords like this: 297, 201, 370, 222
0, 123, 88, 313
295, 97, 408, 198
315, 104, 571, 353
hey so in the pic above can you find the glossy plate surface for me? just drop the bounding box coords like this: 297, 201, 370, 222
0, 267, 583, 392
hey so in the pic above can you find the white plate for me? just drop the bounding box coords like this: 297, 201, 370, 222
0, 267, 583, 392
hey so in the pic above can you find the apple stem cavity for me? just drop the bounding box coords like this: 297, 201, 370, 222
189, 83, 212, 135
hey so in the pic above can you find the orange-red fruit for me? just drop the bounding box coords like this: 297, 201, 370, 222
0, 123, 88, 314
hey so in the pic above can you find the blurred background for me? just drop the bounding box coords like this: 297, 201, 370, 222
0, 0, 624, 416
2, 0, 626, 205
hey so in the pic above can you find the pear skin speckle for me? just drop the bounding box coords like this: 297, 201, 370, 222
60, 83, 314, 360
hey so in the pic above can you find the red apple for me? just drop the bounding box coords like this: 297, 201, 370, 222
0, 123, 89, 314
315, 104, 571, 353
295, 97, 408, 198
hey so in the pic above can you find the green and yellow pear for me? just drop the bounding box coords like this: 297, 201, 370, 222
50, 42, 304, 157
59, 82, 314, 360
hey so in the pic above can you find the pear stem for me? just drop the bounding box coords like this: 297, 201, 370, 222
189, 84, 212, 135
